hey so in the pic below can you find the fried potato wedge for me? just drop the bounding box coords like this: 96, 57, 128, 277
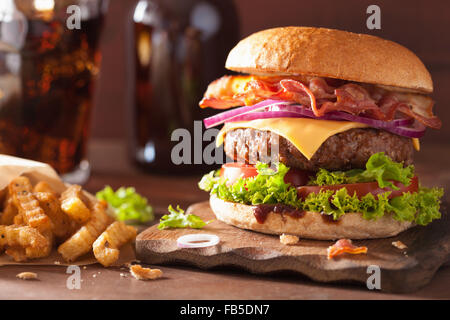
35, 192, 77, 241
58, 201, 112, 262
93, 221, 137, 267
9, 177, 52, 233
60, 185, 91, 224
0, 225, 50, 261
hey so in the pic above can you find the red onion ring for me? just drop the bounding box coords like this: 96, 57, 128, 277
381, 121, 426, 138
203, 99, 293, 129
204, 100, 422, 138
177, 234, 220, 248
227, 111, 311, 122
264, 104, 413, 127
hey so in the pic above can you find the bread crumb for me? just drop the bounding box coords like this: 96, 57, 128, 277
83, 266, 87, 270
16, 272, 38, 280
130, 264, 163, 281
280, 234, 299, 245
54, 261, 61, 265
392, 241, 407, 250
92, 274, 97, 278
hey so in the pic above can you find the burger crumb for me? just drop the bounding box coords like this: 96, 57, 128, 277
92, 274, 97, 278
54, 261, 61, 265
280, 234, 299, 245
130, 264, 163, 281
392, 241, 407, 250
16, 272, 38, 280
83, 266, 87, 270
120, 273, 127, 277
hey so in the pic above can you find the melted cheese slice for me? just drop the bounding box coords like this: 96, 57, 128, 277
216, 118, 369, 160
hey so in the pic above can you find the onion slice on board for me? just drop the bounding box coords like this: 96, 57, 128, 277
177, 234, 220, 248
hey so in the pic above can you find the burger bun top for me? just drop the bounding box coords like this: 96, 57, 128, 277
225, 27, 433, 93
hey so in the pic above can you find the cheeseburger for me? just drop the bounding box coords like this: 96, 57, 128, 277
198, 27, 443, 240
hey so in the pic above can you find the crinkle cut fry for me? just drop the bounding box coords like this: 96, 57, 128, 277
0, 225, 50, 261
93, 221, 137, 267
8, 176, 52, 233
58, 200, 112, 262
7, 232, 53, 261
60, 185, 91, 224
24, 230, 54, 259
35, 192, 76, 241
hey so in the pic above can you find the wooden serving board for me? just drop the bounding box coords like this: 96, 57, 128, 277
136, 201, 450, 293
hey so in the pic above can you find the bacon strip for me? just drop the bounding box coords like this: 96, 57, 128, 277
200, 76, 249, 109
396, 104, 441, 129
199, 75, 441, 129
378, 93, 441, 129
278, 79, 318, 114
199, 97, 244, 109
317, 84, 386, 119
326, 239, 368, 260
309, 77, 336, 99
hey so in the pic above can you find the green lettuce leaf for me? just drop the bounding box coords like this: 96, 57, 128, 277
308, 152, 414, 190
300, 187, 442, 225
199, 162, 302, 209
158, 205, 211, 230
303, 189, 335, 216
410, 187, 443, 226
330, 188, 360, 220
387, 192, 418, 222
96, 186, 154, 223
359, 192, 391, 220
309, 169, 348, 186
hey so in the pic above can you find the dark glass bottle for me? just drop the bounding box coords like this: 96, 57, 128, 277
132, 0, 239, 174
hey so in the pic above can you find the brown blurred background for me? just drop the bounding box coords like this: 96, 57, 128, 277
92, 0, 450, 146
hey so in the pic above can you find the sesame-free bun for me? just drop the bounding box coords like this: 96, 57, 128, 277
210, 195, 413, 240
226, 27, 433, 93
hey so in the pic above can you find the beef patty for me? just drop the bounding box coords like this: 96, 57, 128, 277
223, 128, 413, 171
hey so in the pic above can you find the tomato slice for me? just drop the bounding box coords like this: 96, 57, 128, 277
220, 163, 258, 185
297, 176, 419, 199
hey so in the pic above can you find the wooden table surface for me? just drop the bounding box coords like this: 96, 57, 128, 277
1, 140, 449, 300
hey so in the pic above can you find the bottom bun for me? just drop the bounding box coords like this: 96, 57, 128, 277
210, 195, 413, 240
